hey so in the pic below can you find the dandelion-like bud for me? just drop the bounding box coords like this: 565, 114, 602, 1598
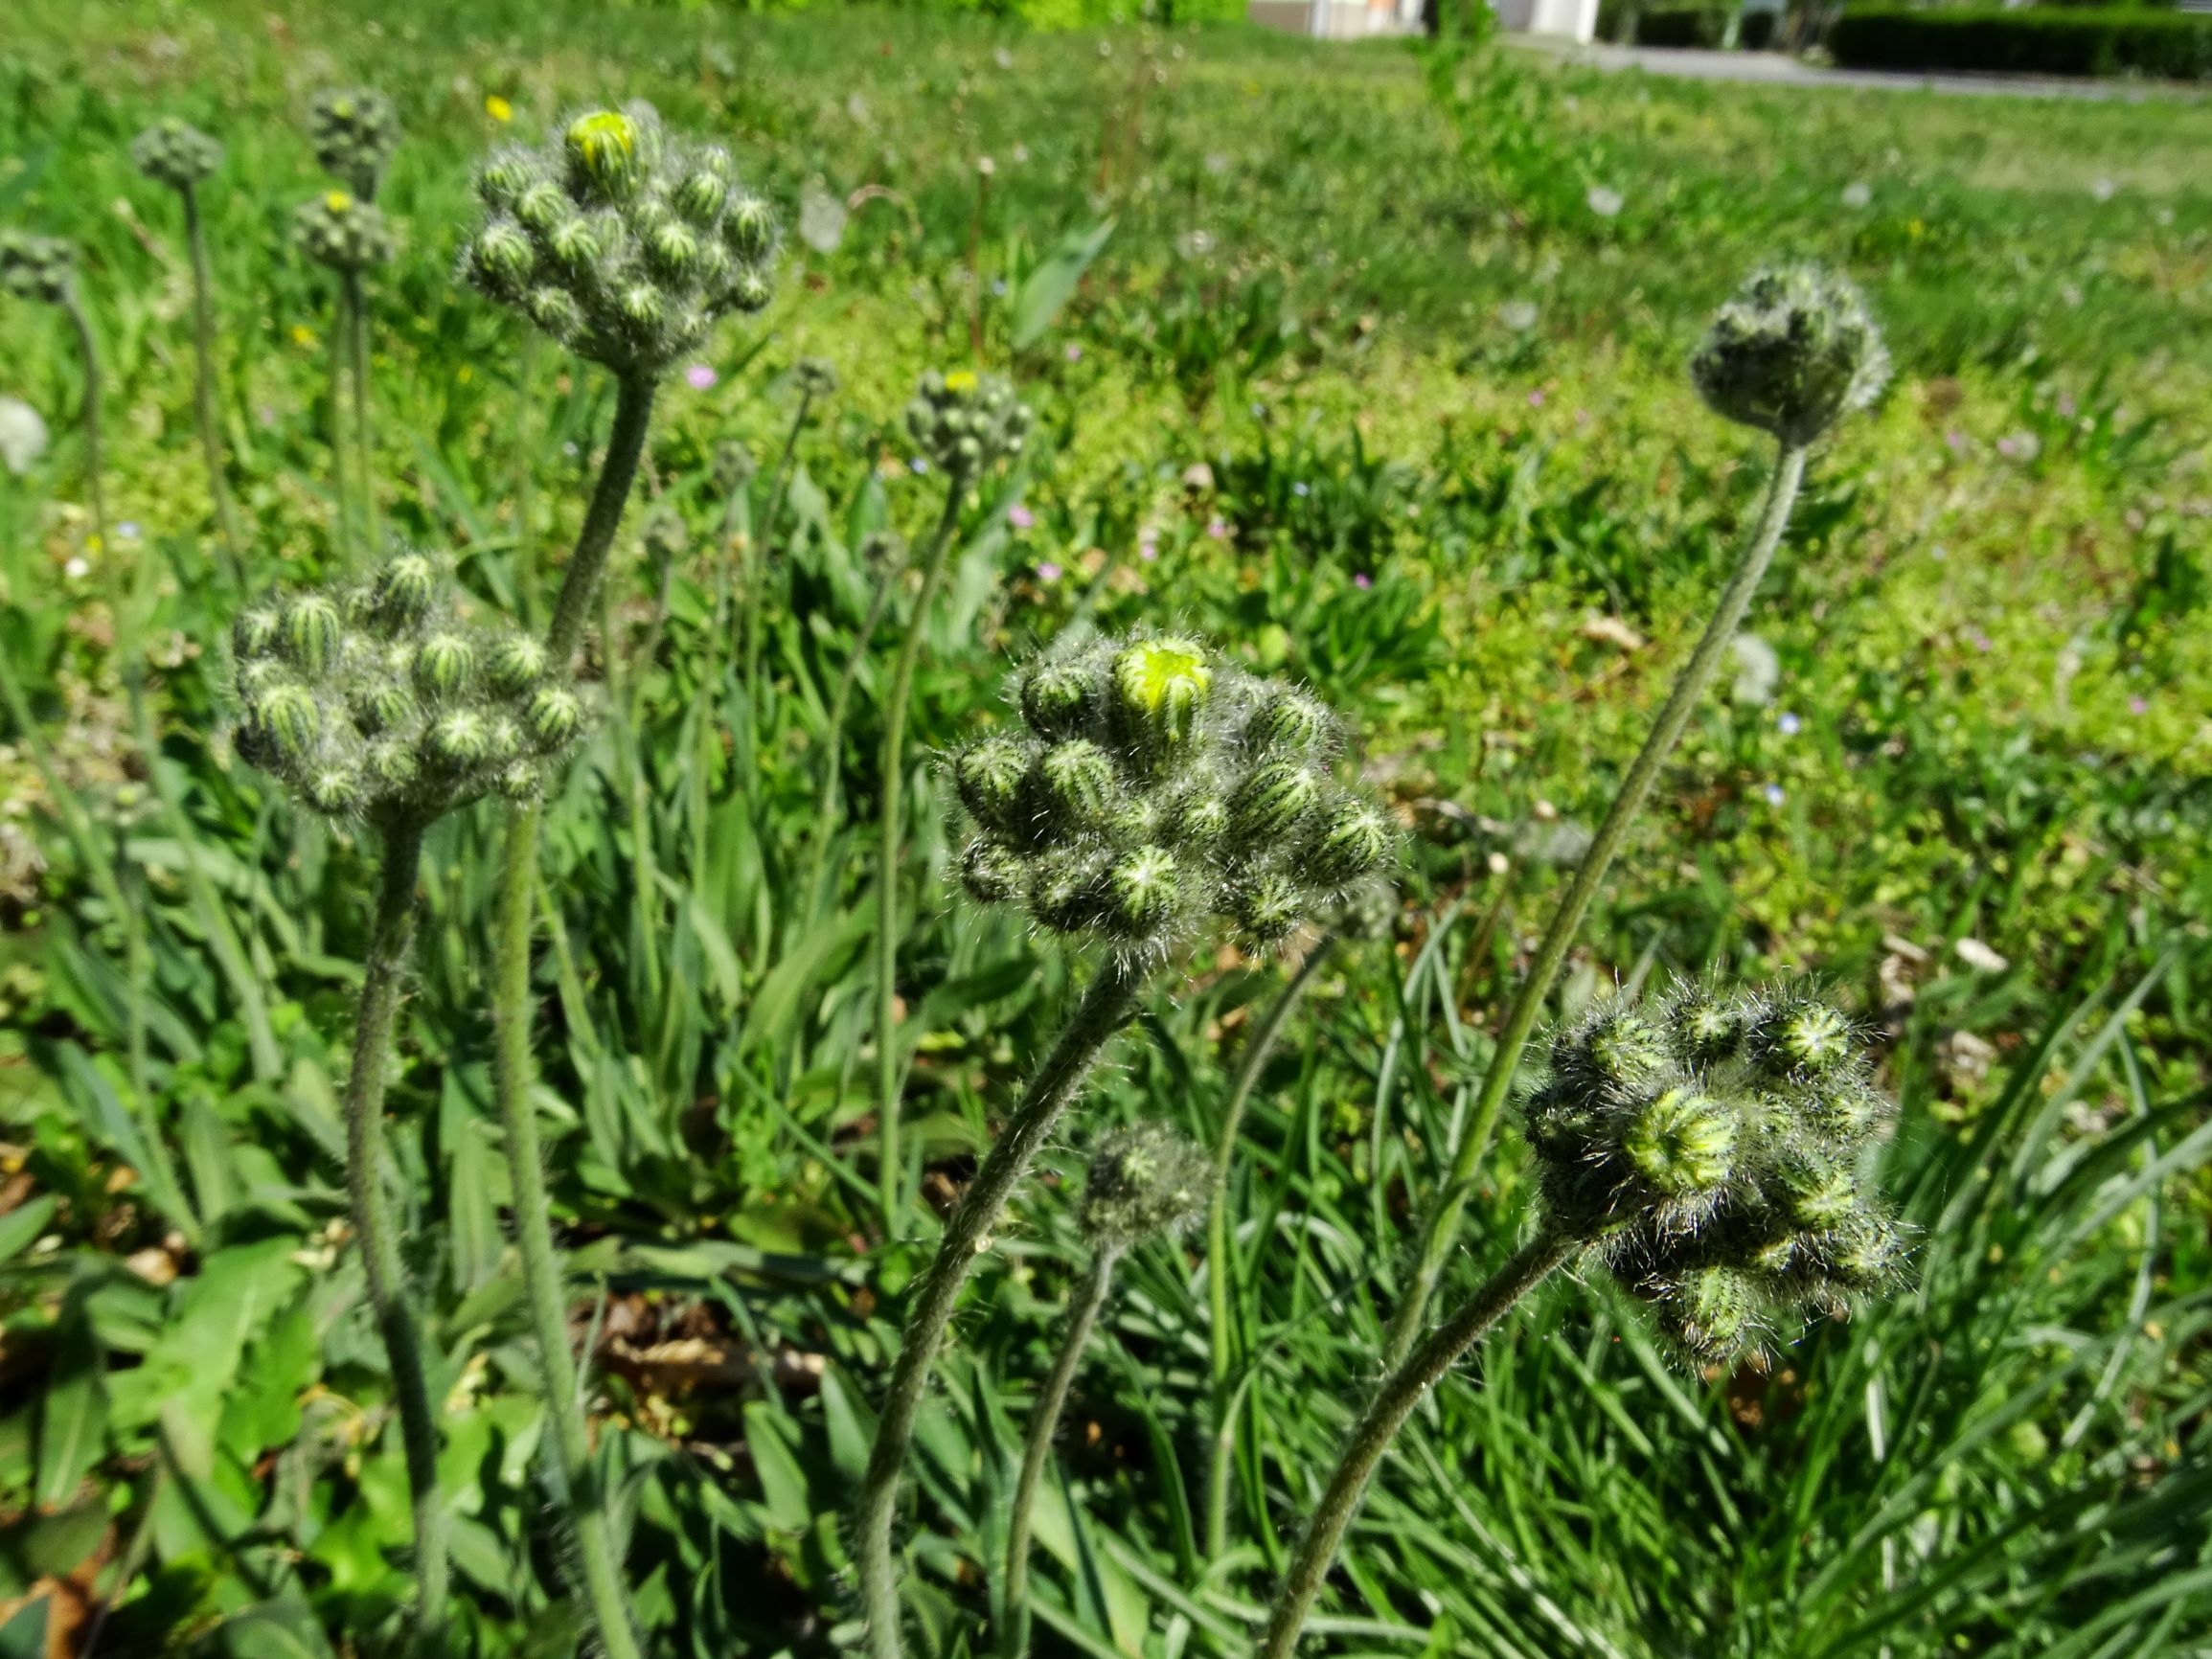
906, 368, 1032, 480
947, 632, 1394, 958
524, 685, 585, 752
0, 231, 75, 307
713, 441, 756, 494
281, 593, 346, 677
293, 190, 394, 273
1690, 263, 1890, 445
1079, 1122, 1209, 1249
793, 356, 839, 400
461, 102, 779, 375
370, 551, 439, 629
308, 87, 400, 200
1525, 980, 1909, 1372
131, 119, 223, 193
414, 631, 477, 700
642, 505, 688, 567
484, 633, 549, 696
1247, 688, 1338, 757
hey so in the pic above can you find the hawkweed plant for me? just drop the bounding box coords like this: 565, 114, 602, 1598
1381, 262, 1890, 1366
874, 368, 1033, 1229
294, 189, 394, 563
999, 1122, 1207, 1659
1257, 982, 1911, 1657
855, 631, 1396, 1659
457, 100, 777, 1659
228, 548, 588, 1644
132, 118, 243, 580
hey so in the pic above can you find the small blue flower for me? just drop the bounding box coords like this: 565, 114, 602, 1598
1292, 481, 1309, 497
910, 457, 929, 474
1776, 712, 1801, 736
1763, 783, 1786, 807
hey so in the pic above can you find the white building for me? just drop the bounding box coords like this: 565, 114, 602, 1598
1247, 0, 1599, 44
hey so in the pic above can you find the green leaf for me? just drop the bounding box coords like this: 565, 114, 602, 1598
0, 1196, 57, 1266
34, 1300, 104, 1511
1011, 219, 1115, 350
742, 1400, 811, 1534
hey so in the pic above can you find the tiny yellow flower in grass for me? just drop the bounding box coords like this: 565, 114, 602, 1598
325, 189, 353, 213
290, 325, 317, 347
944, 369, 979, 394
485, 94, 513, 124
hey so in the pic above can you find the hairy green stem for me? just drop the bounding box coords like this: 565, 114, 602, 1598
856, 966, 1144, 1659
803, 539, 910, 908
329, 282, 353, 564
515, 330, 540, 626
746, 388, 811, 696
1380, 441, 1806, 1368
179, 185, 242, 583
489, 372, 657, 1659
872, 483, 968, 1232
343, 817, 448, 1642
1257, 1233, 1574, 1659
1203, 936, 1336, 1562
342, 270, 378, 560
1001, 1243, 1120, 1659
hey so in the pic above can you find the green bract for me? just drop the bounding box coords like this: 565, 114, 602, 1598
1524, 983, 1909, 1369
946, 632, 1398, 957
460, 101, 779, 374
231, 549, 590, 827
293, 189, 394, 273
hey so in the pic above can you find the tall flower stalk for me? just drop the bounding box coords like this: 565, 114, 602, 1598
1260, 982, 1911, 1656
132, 119, 243, 582
873, 370, 1033, 1230
457, 101, 777, 1659
855, 632, 1397, 1659
226, 546, 592, 1645
1380, 263, 1890, 1368
293, 190, 393, 565
747, 356, 836, 695
802, 526, 906, 908
999, 1124, 1206, 1659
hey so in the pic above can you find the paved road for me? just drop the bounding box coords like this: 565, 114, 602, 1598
1508, 35, 2204, 102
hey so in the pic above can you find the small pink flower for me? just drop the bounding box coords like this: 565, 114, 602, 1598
2129, 694, 2149, 716
1354, 573, 1372, 589
1139, 539, 1158, 561
1037, 560, 1063, 582
685, 363, 718, 391
1945, 429, 1968, 454
1064, 343, 1083, 362
1007, 503, 1035, 530
1527, 389, 1546, 409
1206, 517, 1227, 540
1970, 630, 1994, 653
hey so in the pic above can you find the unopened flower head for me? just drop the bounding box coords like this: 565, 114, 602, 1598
308, 86, 400, 199
905, 368, 1032, 480
131, 118, 223, 193
0, 231, 76, 307
642, 504, 687, 564
1691, 263, 1890, 445
793, 356, 839, 399
1524, 981, 1909, 1370
459, 101, 780, 375
1079, 1121, 1210, 1248
293, 190, 394, 273
230, 548, 589, 826
712, 440, 756, 493
946, 632, 1397, 959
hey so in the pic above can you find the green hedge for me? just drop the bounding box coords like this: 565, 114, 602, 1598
1829, 6, 2212, 79
1636, 5, 1731, 46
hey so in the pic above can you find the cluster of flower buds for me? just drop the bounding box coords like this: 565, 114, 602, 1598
712, 440, 756, 494
460, 102, 779, 375
642, 504, 687, 566
1078, 1121, 1210, 1250
906, 369, 1031, 480
948, 632, 1397, 958
230, 550, 589, 825
130, 118, 223, 193
1691, 263, 1891, 446
308, 87, 400, 200
1524, 982, 1908, 1369
792, 356, 838, 400
294, 190, 395, 273
0, 231, 74, 306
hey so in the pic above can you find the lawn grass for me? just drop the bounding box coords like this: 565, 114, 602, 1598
0, 5, 2206, 1657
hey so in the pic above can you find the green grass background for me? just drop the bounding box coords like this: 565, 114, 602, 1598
0, 3, 2207, 1655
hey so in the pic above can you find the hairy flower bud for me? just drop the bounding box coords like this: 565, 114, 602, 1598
953, 737, 1031, 839
484, 632, 549, 696
308, 86, 399, 200
1307, 798, 1392, 887
1020, 656, 1097, 739
131, 118, 223, 193
232, 605, 282, 661
281, 594, 345, 676
1247, 688, 1336, 757
906, 368, 1030, 478
476, 152, 542, 211
1107, 637, 1210, 772
1230, 759, 1322, 847
370, 552, 439, 630
0, 231, 76, 307
365, 736, 418, 789
1033, 739, 1119, 837
426, 708, 490, 771
414, 631, 477, 699
492, 760, 543, 802
713, 441, 756, 493
524, 685, 585, 752
1625, 1086, 1737, 1196
250, 682, 323, 765
724, 195, 775, 262
1102, 846, 1179, 938
469, 218, 536, 299
564, 109, 644, 201
351, 678, 417, 738
959, 838, 1024, 906
293, 190, 394, 273
1080, 1121, 1209, 1248
793, 356, 839, 400
1690, 263, 1889, 445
